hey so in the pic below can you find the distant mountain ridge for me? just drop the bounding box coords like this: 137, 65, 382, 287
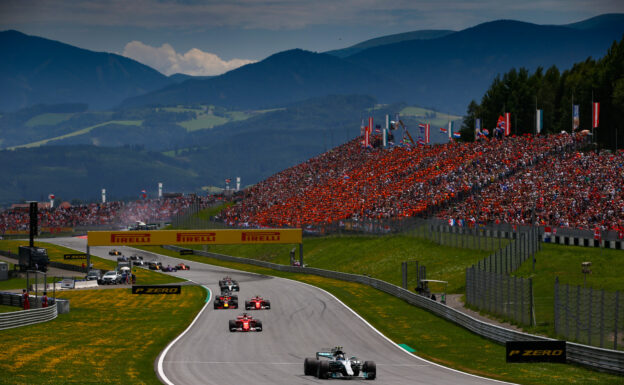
0, 30, 172, 111
121, 14, 624, 114
325, 29, 455, 58
121, 49, 400, 109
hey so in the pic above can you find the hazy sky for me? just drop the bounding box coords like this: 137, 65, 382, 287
1, 0, 623, 76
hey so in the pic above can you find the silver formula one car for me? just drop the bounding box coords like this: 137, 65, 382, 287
303, 346, 376, 380
219, 276, 240, 292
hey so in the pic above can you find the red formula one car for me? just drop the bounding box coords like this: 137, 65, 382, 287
245, 295, 271, 310
229, 313, 262, 332
214, 291, 238, 309
175, 263, 190, 270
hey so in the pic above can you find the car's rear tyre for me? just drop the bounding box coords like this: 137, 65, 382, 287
245, 301, 251, 310
317, 360, 330, 379
265, 300, 271, 309
304, 358, 319, 376
363, 361, 376, 380
228, 320, 236, 332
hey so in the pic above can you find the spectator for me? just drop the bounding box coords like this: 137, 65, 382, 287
22, 289, 30, 310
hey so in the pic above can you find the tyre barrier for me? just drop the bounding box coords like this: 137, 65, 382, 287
163, 245, 624, 375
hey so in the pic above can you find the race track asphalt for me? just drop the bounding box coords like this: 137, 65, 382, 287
47, 237, 512, 385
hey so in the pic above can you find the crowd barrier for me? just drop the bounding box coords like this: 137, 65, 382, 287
544, 234, 624, 250
163, 245, 624, 375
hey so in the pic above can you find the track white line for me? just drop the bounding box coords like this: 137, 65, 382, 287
156, 283, 212, 385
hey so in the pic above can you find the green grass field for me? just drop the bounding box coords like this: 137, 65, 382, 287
177, 108, 254, 132
135, 246, 622, 384
9, 120, 142, 149
24, 113, 75, 127
0, 304, 19, 313
163, 234, 490, 293
0, 285, 206, 385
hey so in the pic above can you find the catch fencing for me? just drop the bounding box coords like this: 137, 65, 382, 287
466, 267, 533, 326
464, 227, 540, 326
164, 244, 624, 374
554, 278, 624, 351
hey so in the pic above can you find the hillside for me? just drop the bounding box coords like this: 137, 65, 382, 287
347, 18, 624, 113
0, 146, 200, 204
0, 30, 172, 112
325, 29, 454, 58
119, 16, 624, 114
121, 49, 400, 110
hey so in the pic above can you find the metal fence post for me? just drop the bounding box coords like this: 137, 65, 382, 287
566, 283, 570, 340
554, 277, 559, 335
521, 277, 525, 325
401, 262, 407, 289
614, 291, 620, 350
576, 285, 582, 342
530, 277, 535, 326
588, 287, 593, 346
600, 289, 605, 348
514, 276, 519, 323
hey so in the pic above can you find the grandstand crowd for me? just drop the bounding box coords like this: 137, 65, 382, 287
0, 195, 217, 232
2, 131, 622, 233
220, 132, 580, 228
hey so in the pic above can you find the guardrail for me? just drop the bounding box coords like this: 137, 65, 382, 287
163, 245, 624, 375
0, 292, 63, 330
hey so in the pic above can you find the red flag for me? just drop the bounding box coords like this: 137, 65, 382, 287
505, 112, 511, 136
425, 124, 430, 144
365, 116, 373, 147
592, 102, 599, 128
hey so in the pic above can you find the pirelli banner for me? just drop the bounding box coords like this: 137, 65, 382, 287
87, 228, 303, 246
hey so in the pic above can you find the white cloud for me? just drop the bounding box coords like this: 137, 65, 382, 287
122, 40, 256, 76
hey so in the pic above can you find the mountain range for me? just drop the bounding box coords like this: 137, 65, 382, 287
121, 14, 624, 114
2, 14, 624, 114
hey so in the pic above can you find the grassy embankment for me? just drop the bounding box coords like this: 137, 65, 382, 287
139, 244, 623, 385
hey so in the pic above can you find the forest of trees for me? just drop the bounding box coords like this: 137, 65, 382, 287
461, 35, 624, 150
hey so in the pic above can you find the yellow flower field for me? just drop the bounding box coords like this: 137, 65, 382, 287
0, 286, 205, 385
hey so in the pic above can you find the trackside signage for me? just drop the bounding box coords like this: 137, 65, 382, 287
64, 253, 87, 260
87, 229, 302, 246
506, 340, 566, 363
132, 285, 181, 295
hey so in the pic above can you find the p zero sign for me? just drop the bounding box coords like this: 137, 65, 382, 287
87, 229, 303, 246
132, 285, 181, 295
506, 340, 566, 363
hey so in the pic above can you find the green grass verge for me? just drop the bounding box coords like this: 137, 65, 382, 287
9, 120, 142, 149
0, 304, 20, 313
25, 113, 75, 127
0, 285, 205, 385
172, 234, 491, 293
137, 246, 623, 384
